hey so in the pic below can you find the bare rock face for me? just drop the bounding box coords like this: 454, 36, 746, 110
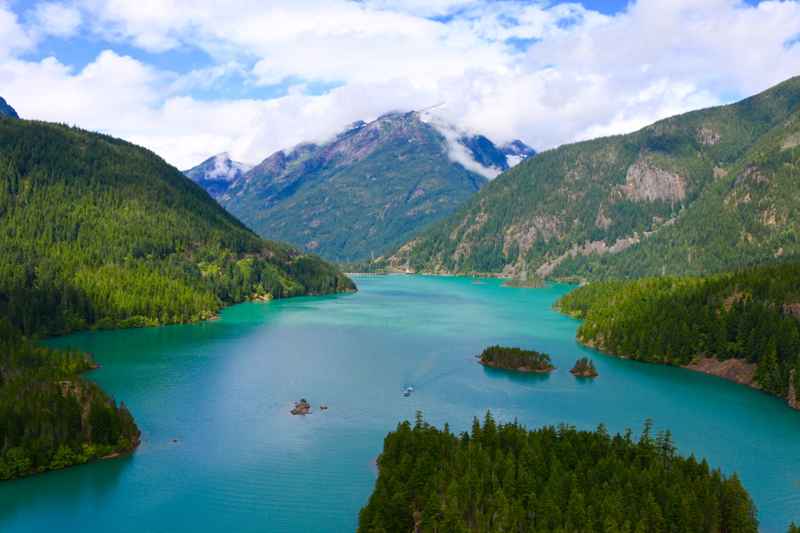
788, 369, 799, 410
783, 303, 800, 319
735, 165, 770, 186
622, 158, 686, 203
594, 206, 612, 230
291, 399, 312, 415
535, 236, 641, 278
782, 132, 800, 151
684, 357, 759, 389
697, 127, 721, 146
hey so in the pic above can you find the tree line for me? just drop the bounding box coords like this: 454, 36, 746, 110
359, 412, 760, 532
556, 263, 800, 404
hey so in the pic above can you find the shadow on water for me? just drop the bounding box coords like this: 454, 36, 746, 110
480, 364, 553, 384
0, 453, 131, 525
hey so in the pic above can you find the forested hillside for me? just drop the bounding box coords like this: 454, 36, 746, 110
0, 116, 353, 479
358, 413, 759, 532
382, 76, 800, 279
0, 118, 354, 337
0, 320, 139, 480
556, 263, 800, 409
218, 112, 533, 262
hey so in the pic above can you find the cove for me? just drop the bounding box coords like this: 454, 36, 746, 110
1, 275, 798, 532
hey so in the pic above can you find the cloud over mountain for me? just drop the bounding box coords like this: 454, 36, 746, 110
1, 0, 799, 169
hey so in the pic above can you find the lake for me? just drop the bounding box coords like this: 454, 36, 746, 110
1, 275, 798, 532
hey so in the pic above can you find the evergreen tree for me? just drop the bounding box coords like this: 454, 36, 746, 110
358, 413, 759, 533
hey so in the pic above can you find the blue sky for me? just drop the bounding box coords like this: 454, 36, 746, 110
1, 0, 798, 168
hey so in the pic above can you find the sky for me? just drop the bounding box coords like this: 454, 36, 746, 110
0, 0, 799, 169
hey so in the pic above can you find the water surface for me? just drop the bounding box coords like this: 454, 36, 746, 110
1, 275, 798, 532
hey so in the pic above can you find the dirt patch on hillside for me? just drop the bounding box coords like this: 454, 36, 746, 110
684, 357, 759, 389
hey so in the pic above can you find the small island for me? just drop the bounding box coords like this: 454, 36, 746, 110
290, 399, 312, 415
570, 357, 599, 378
478, 345, 555, 373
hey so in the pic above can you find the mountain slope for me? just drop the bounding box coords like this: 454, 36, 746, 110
557, 99, 800, 278
384, 76, 800, 278
0, 97, 18, 119
0, 118, 354, 337
215, 112, 534, 262
0, 118, 352, 480
183, 152, 251, 198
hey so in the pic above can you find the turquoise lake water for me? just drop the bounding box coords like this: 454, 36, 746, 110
1, 275, 799, 532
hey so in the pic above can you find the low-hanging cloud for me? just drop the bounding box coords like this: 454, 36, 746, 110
1, 0, 799, 169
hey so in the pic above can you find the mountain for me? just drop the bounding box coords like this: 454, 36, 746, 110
183, 152, 252, 198
206, 111, 534, 262
0, 117, 352, 479
0, 118, 354, 338
0, 97, 18, 119
383, 76, 800, 279
457, 135, 536, 172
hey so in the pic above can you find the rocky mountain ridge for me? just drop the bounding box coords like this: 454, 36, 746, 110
183, 152, 252, 198
190, 111, 534, 262
381, 76, 800, 279
0, 97, 19, 119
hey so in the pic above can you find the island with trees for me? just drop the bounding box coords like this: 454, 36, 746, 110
478, 345, 555, 373
556, 263, 800, 410
570, 357, 599, 378
358, 412, 759, 532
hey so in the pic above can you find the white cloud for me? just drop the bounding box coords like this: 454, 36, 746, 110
421, 110, 502, 179
1, 0, 800, 170
32, 2, 82, 37
0, 3, 35, 57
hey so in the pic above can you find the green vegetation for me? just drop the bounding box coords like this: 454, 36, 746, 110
221, 112, 489, 262
0, 320, 140, 480
556, 263, 800, 405
570, 357, 598, 377
478, 345, 554, 373
0, 117, 353, 479
384, 76, 800, 279
0, 118, 354, 337
358, 412, 758, 532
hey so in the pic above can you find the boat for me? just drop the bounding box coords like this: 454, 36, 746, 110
403, 386, 414, 397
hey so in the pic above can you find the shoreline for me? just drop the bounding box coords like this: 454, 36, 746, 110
6, 435, 141, 483
479, 359, 555, 374
574, 336, 800, 411
23, 285, 356, 481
